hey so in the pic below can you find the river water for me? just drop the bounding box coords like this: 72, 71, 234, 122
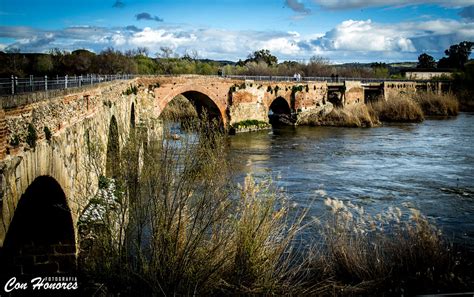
228, 113, 474, 245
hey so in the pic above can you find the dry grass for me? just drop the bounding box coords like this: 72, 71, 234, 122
301, 104, 380, 128
371, 94, 424, 123
79, 118, 306, 296
78, 117, 473, 296
413, 92, 459, 116
302, 198, 473, 296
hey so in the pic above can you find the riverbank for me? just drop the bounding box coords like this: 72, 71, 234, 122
297, 91, 459, 128
77, 118, 474, 296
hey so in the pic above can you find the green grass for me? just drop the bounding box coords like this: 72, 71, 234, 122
233, 119, 269, 129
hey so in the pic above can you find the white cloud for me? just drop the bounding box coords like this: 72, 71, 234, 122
313, 19, 416, 52
313, 0, 474, 9
0, 17, 472, 63
259, 37, 301, 55
129, 27, 196, 50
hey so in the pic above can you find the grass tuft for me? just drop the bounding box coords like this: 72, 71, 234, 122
413, 92, 459, 116
371, 94, 424, 122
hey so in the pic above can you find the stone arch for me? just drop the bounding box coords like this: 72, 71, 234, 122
159, 85, 227, 125
268, 96, 291, 115
0, 176, 76, 276
268, 97, 293, 126
106, 115, 120, 178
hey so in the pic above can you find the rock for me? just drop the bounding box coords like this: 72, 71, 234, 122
296, 102, 334, 125
269, 114, 296, 126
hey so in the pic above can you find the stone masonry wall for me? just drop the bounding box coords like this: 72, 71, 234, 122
0, 79, 138, 250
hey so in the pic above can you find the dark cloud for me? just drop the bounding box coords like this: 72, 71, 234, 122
112, 0, 125, 8
0, 26, 45, 38
125, 25, 141, 32
135, 12, 164, 22
459, 5, 474, 21
285, 0, 310, 14
5, 35, 55, 52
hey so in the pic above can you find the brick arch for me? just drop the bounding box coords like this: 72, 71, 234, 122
265, 95, 292, 114
0, 175, 76, 276
157, 85, 227, 125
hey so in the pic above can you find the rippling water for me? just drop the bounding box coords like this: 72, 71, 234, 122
228, 113, 474, 245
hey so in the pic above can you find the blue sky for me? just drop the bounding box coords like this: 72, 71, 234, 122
0, 0, 473, 63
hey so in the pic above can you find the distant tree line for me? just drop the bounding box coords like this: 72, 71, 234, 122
0, 41, 471, 81
0, 46, 223, 77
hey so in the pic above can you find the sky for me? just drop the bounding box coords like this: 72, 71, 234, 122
0, 0, 473, 63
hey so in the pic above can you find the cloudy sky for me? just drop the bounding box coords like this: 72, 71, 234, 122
0, 0, 473, 63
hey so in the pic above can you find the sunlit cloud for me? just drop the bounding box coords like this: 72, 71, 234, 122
1, 16, 472, 63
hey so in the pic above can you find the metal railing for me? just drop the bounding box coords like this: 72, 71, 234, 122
1, 73, 444, 96
223, 75, 435, 83
0, 74, 135, 96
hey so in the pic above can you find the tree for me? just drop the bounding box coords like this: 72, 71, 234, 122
305, 56, 332, 77
371, 63, 390, 78
33, 55, 54, 74
156, 46, 174, 59
246, 49, 278, 66
438, 41, 473, 69
417, 53, 436, 69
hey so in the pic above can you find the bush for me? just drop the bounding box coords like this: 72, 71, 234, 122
123, 84, 138, 95
26, 123, 37, 148
43, 126, 52, 141
233, 119, 269, 129
10, 134, 20, 147
371, 94, 424, 122
413, 92, 459, 116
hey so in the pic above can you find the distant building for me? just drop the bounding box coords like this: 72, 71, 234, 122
402, 68, 454, 80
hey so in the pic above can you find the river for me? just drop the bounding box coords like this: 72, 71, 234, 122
228, 113, 474, 245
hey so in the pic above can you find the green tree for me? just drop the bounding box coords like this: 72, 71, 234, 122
371, 62, 390, 78
63, 49, 96, 74
33, 55, 54, 74
135, 55, 157, 74
438, 41, 473, 69
246, 49, 278, 66
417, 53, 436, 69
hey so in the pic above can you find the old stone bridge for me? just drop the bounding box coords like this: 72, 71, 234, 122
0, 75, 448, 275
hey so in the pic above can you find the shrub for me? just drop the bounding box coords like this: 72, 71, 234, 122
413, 92, 459, 116
26, 123, 37, 148
233, 119, 269, 129
123, 84, 138, 95
43, 126, 52, 141
371, 94, 424, 122
10, 134, 20, 147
